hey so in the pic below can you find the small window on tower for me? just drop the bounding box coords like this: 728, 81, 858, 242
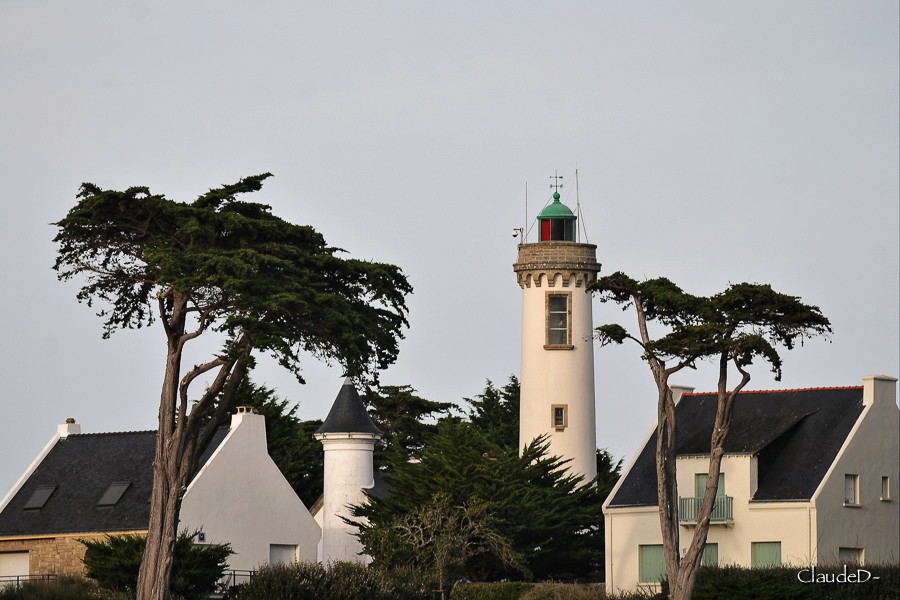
552, 404, 568, 430
545, 293, 572, 349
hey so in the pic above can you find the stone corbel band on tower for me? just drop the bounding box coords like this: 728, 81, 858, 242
514, 241, 601, 288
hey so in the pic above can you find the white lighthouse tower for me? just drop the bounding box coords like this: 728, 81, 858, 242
513, 187, 601, 481
314, 378, 381, 563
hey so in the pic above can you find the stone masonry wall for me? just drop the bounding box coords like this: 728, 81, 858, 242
0, 533, 126, 577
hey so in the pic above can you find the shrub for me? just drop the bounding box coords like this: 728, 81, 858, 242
519, 583, 603, 600
665, 563, 900, 600
231, 561, 428, 600
81, 532, 231, 600
0, 576, 128, 600
450, 582, 534, 600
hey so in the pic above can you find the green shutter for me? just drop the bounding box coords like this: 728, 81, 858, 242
702, 543, 718, 567
639, 545, 666, 583
751, 542, 782, 567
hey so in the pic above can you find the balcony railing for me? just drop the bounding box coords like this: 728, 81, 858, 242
679, 495, 733, 524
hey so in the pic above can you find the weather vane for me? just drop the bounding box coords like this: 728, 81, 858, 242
550, 170, 564, 192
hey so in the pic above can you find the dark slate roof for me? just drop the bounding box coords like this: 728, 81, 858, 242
315, 379, 382, 436
0, 428, 227, 537
607, 387, 864, 507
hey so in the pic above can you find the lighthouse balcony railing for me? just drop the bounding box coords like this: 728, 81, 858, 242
678, 496, 733, 526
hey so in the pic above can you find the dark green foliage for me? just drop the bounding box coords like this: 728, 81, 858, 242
230, 561, 427, 600
0, 576, 122, 600
352, 421, 604, 584
81, 533, 231, 600
664, 564, 899, 600
591, 272, 832, 381
227, 377, 324, 506
362, 384, 456, 458
465, 377, 520, 449
53, 173, 412, 385
450, 582, 663, 600
596, 448, 623, 500
451, 582, 535, 600
519, 584, 605, 600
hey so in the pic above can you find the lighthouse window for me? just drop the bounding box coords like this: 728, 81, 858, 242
545, 293, 572, 348
552, 404, 568, 430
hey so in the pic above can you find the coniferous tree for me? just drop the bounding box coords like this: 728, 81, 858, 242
53, 174, 411, 600
591, 272, 831, 600
352, 420, 603, 583
465, 376, 520, 449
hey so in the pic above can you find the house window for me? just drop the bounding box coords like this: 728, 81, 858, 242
551, 404, 568, 430
881, 476, 891, 501
0, 552, 30, 583
695, 473, 726, 498
844, 474, 859, 505
839, 547, 864, 565
545, 293, 572, 349
702, 543, 718, 567
638, 544, 666, 584
751, 542, 782, 567
269, 544, 297, 565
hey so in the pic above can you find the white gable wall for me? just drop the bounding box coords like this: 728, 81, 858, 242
813, 376, 899, 564
179, 411, 321, 570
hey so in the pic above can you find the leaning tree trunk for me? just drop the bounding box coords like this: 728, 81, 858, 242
136, 341, 184, 600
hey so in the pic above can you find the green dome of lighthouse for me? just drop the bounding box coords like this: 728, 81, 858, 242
538, 192, 576, 219
537, 192, 577, 241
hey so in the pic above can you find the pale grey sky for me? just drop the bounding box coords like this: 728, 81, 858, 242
1, 1, 897, 496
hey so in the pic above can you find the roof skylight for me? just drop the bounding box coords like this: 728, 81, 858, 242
97, 481, 131, 507
23, 485, 57, 510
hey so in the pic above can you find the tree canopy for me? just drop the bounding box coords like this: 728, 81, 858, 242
53, 174, 412, 600
590, 271, 831, 600
53, 174, 411, 384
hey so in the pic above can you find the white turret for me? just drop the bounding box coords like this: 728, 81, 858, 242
513, 190, 601, 481
314, 378, 381, 563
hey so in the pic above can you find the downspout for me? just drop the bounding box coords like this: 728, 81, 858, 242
607, 514, 613, 592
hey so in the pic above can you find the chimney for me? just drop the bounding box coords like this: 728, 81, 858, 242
862, 375, 898, 407
58, 418, 81, 438
670, 385, 695, 405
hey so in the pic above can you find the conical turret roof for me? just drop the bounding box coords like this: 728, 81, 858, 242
315, 378, 382, 436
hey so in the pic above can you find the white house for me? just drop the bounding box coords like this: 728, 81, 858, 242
603, 375, 899, 594
0, 407, 321, 581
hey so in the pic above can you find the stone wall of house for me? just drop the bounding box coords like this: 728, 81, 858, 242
0, 533, 112, 576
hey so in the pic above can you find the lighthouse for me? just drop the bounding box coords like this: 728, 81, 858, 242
314, 378, 381, 563
513, 187, 601, 481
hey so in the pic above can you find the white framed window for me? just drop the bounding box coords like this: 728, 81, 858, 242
839, 547, 864, 565
751, 542, 781, 567
551, 404, 568, 430
269, 544, 297, 565
881, 476, 891, 501
544, 292, 573, 349
844, 474, 859, 505
638, 544, 666, 584
702, 543, 718, 567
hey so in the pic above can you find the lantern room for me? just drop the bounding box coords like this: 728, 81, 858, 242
537, 191, 577, 241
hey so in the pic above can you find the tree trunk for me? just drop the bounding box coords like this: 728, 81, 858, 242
136, 343, 183, 600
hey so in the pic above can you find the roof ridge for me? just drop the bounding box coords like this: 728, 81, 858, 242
69, 430, 157, 437
683, 385, 863, 396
